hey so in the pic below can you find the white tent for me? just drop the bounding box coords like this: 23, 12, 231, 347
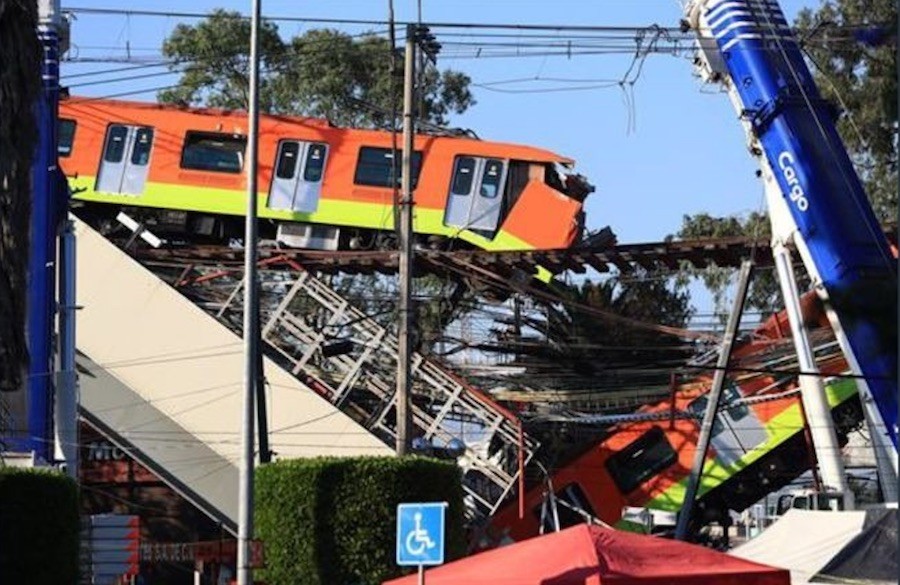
729, 509, 867, 584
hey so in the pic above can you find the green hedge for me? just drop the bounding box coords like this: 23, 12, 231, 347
256, 456, 466, 585
0, 467, 80, 584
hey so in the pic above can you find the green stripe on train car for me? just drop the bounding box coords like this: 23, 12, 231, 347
70, 176, 536, 253
616, 378, 858, 529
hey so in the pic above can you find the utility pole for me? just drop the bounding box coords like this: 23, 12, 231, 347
55, 220, 78, 479
237, 0, 261, 583
396, 24, 440, 456
675, 260, 753, 541
396, 24, 416, 456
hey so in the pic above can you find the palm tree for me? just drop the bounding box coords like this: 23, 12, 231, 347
0, 0, 40, 392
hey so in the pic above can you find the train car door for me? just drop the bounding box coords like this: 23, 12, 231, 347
687, 384, 768, 467
718, 383, 768, 454
268, 140, 328, 213
444, 156, 506, 233
95, 124, 154, 196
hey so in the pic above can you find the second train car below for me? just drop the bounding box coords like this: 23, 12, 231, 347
485, 300, 863, 545
58, 97, 593, 252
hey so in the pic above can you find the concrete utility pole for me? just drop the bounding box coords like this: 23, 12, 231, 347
55, 220, 78, 479
675, 260, 753, 541
237, 0, 262, 583
396, 24, 416, 456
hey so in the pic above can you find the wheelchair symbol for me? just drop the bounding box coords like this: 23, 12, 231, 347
405, 512, 436, 556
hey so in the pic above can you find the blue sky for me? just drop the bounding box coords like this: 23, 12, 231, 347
61, 0, 817, 245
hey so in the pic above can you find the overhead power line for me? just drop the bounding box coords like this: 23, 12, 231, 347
63, 6, 683, 31
63, 6, 892, 40
62, 61, 172, 79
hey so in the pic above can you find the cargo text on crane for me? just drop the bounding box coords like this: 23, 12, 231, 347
777, 152, 810, 212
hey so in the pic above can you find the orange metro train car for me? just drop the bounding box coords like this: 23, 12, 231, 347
58, 97, 592, 252
486, 299, 862, 545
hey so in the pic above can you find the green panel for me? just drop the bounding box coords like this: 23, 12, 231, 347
637, 379, 859, 513
71, 176, 535, 252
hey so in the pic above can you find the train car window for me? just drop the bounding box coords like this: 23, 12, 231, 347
275, 141, 300, 180
723, 384, 750, 421
181, 131, 247, 174
545, 163, 566, 193
605, 427, 677, 494
103, 125, 129, 163
505, 162, 529, 201
530, 483, 597, 532
686, 396, 725, 437
303, 143, 328, 182
479, 159, 504, 198
354, 146, 422, 188
130, 127, 154, 166
450, 157, 476, 195
58, 119, 76, 157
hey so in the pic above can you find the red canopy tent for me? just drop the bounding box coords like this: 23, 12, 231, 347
384, 524, 789, 585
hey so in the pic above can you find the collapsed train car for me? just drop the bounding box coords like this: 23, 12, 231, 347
487, 300, 863, 544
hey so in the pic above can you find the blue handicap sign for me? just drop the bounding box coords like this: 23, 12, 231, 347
396, 502, 447, 566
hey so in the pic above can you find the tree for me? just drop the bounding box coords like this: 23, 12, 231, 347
508, 273, 693, 390
160, 10, 475, 128
552, 275, 693, 375
159, 10, 287, 112
673, 212, 783, 317
797, 0, 897, 222
0, 0, 40, 391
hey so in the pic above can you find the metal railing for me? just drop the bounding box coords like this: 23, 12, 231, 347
259, 271, 539, 520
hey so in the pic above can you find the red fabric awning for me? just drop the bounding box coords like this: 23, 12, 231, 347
384, 524, 790, 585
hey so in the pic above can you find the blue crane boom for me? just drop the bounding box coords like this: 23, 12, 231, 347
685, 0, 897, 452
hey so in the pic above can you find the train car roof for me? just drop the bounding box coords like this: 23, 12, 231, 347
62, 96, 575, 166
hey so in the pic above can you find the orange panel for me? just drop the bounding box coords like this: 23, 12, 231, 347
502, 181, 582, 249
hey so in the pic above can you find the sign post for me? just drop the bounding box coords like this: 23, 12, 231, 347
83, 514, 140, 584
396, 502, 447, 584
